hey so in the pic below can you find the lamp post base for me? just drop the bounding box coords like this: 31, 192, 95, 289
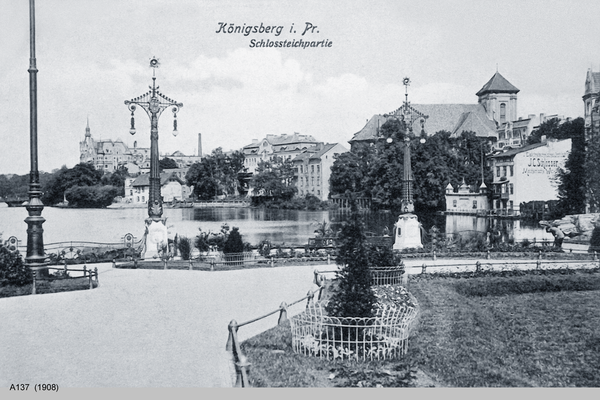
393, 213, 423, 250
142, 218, 169, 260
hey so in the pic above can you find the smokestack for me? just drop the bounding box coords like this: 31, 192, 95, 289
197, 133, 202, 157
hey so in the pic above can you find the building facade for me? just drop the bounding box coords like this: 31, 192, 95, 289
488, 138, 572, 215
242, 133, 321, 174
444, 179, 490, 215
292, 143, 348, 201
124, 172, 187, 204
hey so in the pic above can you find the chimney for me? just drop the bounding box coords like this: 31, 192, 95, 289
198, 133, 202, 157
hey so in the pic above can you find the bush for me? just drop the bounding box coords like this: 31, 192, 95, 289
223, 227, 244, 254
0, 246, 33, 286
366, 244, 402, 268
177, 236, 192, 260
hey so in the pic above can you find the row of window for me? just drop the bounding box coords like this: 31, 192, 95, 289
496, 165, 514, 177
299, 189, 320, 196
298, 164, 320, 174
299, 176, 320, 187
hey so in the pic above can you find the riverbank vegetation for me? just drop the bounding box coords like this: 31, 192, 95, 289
241, 268, 600, 387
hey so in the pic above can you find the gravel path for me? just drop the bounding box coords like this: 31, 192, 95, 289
0, 263, 320, 388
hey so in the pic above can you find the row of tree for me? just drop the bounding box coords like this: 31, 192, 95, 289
330, 119, 491, 214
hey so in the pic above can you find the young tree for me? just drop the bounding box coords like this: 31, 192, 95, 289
325, 200, 376, 319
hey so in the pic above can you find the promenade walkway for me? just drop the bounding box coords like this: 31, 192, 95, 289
0, 263, 319, 388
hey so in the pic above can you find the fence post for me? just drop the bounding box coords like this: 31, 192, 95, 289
235, 354, 251, 388
83, 265, 87, 278
210, 260, 215, 271
94, 267, 99, 286
327, 254, 330, 265
189, 259, 193, 271
421, 264, 427, 274
112, 258, 116, 268
164, 259, 167, 270
536, 259, 541, 270
134, 258, 138, 269
32, 270, 36, 295
89, 267, 93, 289
402, 272, 408, 288
594, 251, 598, 261
475, 261, 482, 273
432, 250, 436, 261
306, 290, 314, 309
278, 302, 288, 325
226, 320, 238, 352
487, 250, 491, 260
538, 251, 542, 260
270, 256, 274, 267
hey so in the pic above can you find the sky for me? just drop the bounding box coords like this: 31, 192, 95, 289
2, 0, 600, 175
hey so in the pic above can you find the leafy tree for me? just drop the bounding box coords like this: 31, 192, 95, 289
186, 148, 246, 200
177, 236, 192, 260
325, 200, 376, 319
252, 156, 297, 201
329, 147, 375, 197
159, 157, 179, 171
64, 185, 119, 208
42, 163, 102, 205
101, 165, 129, 197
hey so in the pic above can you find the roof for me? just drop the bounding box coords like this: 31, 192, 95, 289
350, 104, 494, 143
131, 172, 184, 187
243, 132, 317, 149
585, 70, 600, 96
489, 141, 546, 158
476, 72, 519, 96
451, 106, 498, 138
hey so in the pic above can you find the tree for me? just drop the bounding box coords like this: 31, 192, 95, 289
159, 157, 179, 171
101, 165, 129, 197
325, 200, 376, 319
65, 185, 119, 208
42, 163, 103, 205
252, 156, 297, 201
185, 148, 246, 200
223, 227, 244, 254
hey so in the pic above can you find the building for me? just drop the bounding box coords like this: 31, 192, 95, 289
444, 179, 490, 215
488, 137, 572, 215
349, 72, 541, 152
292, 143, 348, 201
242, 133, 321, 174
124, 172, 187, 204
583, 68, 600, 141
80, 119, 150, 174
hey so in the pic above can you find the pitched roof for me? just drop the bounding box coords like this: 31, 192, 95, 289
450, 107, 498, 138
489, 141, 546, 158
585, 70, 600, 95
243, 132, 317, 149
476, 72, 519, 96
131, 172, 184, 187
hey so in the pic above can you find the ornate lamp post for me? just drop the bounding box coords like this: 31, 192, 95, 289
383, 77, 426, 250
125, 57, 182, 259
24, 0, 47, 268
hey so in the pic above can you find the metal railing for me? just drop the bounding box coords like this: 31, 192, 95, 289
31, 264, 99, 295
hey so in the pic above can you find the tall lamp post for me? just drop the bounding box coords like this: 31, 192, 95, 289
125, 57, 182, 259
25, 0, 47, 268
383, 77, 426, 250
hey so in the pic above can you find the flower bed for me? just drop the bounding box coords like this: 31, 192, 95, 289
290, 288, 418, 362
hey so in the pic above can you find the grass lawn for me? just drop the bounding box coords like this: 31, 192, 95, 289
241, 270, 600, 387
0, 277, 98, 298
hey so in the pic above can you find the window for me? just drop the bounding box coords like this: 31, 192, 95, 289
300, 165, 303, 173
509, 184, 513, 195
509, 200, 514, 209
503, 166, 507, 177
317, 165, 320, 173
453, 199, 457, 208
509, 165, 514, 176
311, 165, 314, 173
500, 103, 506, 123
317, 190, 320, 195
496, 167, 500, 177
473, 200, 478, 209
300, 177, 303, 187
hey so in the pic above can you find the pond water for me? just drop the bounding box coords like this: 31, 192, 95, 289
0, 204, 556, 248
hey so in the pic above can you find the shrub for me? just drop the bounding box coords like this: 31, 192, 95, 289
178, 236, 192, 260
0, 246, 33, 286
366, 244, 402, 268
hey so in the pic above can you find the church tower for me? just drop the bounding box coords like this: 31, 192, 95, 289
476, 72, 519, 126
80, 117, 96, 164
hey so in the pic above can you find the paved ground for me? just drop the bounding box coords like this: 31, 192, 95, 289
0, 262, 321, 388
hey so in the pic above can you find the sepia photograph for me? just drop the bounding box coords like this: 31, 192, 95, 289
1, 0, 600, 394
